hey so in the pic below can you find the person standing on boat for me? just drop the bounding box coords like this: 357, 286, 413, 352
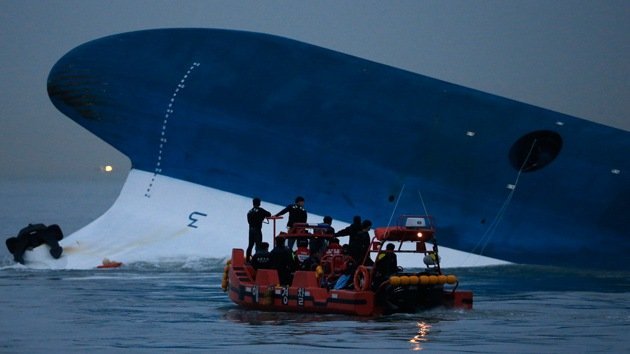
274, 196, 307, 249
310, 215, 334, 258
270, 237, 294, 285
349, 220, 373, 265
334, 215, 362, 238
318, 216, 335, 235
246, 197, 271, 262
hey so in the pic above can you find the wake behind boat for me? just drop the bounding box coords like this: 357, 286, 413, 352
223, 215, 472, 316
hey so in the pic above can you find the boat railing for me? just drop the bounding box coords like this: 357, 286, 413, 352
265, 216, 284, 239
266, 218, 336, 246
272, 222, 336, 238
369, 214, 441, 273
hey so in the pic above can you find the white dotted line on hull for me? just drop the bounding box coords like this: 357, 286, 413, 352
145, 62, 201, 198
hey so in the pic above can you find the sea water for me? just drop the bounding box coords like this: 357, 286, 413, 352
1, 179, 629, 353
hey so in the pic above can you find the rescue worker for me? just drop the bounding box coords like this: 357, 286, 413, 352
318, 216, 335, 235
270, 237, 294, 285
246, 197, 271, 262
373, 243, 398, 288
310, 215, 334, 258
334, 215, 361, 238
251, 242, 273, 270
349, 219, 373, 265
274, 196, 307, 249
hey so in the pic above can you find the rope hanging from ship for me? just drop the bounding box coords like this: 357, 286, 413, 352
468, 138, 539, 260
385, 184, 406, 229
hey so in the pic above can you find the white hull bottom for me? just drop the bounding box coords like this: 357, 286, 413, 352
23, 170, 509, 269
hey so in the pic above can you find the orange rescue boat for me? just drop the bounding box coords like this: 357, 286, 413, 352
223, 215, 472, 316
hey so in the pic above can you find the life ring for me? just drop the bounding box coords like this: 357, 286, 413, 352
353, 265, 371, 291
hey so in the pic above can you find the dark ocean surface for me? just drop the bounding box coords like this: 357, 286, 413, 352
1, 179, 628, 353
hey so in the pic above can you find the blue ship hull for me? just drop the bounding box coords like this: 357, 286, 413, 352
47, 29, 629, 269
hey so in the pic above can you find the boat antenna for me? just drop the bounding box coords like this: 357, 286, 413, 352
386, 184, 405, 228
418, 190, 429, 216
419, 189, 440, 269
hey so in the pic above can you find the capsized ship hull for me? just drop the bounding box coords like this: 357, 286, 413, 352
46, 29, 629, 269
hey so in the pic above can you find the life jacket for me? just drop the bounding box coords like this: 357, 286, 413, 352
323, 243, 342, 257
295, 246, 310, 263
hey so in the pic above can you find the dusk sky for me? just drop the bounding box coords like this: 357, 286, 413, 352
1, 0, 628, 179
